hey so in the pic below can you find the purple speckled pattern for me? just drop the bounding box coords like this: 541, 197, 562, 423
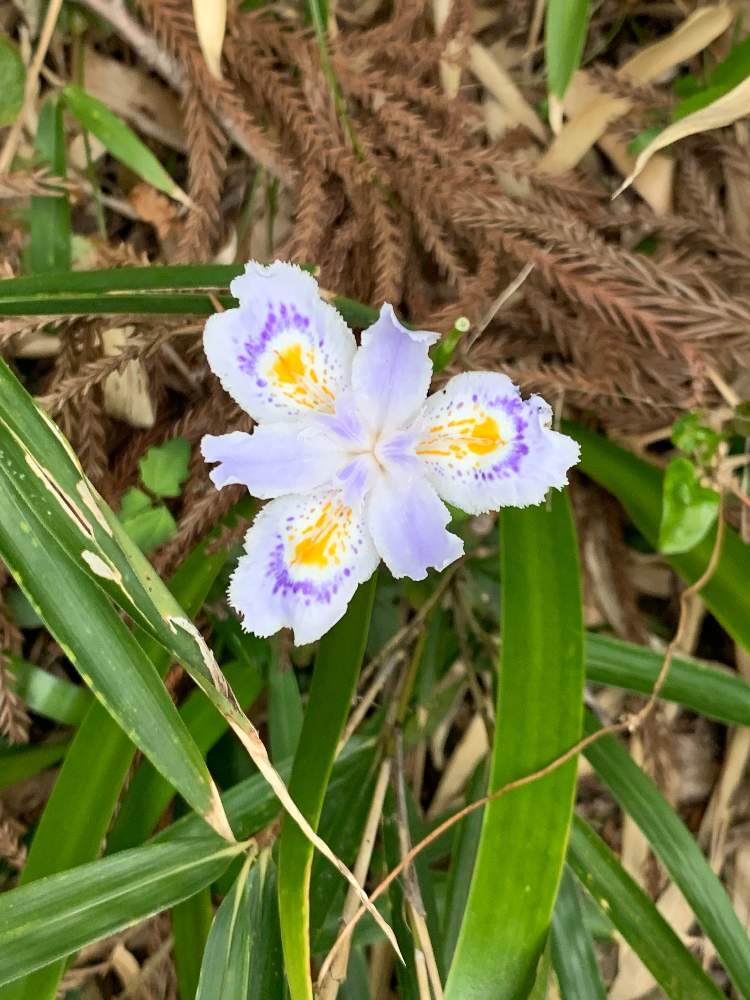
204, 261, 580, 644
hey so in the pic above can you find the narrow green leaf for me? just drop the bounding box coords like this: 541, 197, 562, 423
138, 437, 191, 498
569, 421, 750, 653
446, 491, 584, 999
172, 888, 214, 1000
551, 865, 607, 1000
277, 576, 377, 1000
0, 836, 243, 987
0, 741, 69, 793
62, 85, 189, 205
584, 713, 750, 996
5, 527, 231, 1000
268, 647, 304, 764
659, 457, 720, 554
196, 854, 262, 1000
568, 817, 725, 1000
0, 37, 25, 125
31, 98, 71, 274
545, 0, 591, 99
9, 656, 91, 726
108, 659, 263, 853
584, 632, 750, 727
0, 464, 221, 832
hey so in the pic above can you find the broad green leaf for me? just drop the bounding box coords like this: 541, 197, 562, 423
172, 889, 214, 1000
108, 658, 263, 853
584, 714, 750, 996
277, 576, 377, 1000
9, 657, 90, 726
30, 98, 71, 274
62, 85, 190, 205
584, 632, 750, 727
119, 496, 177, 553
0, 460, 224, 836
5, 523, 233, 1000
569, 422, 750, 653
138, 437, 191, 498
0, 266, 380, 328
0, 741, 69, 793
196, 854, 264, 1000
0, 37, 24, 126
568, 817, 725, 1000
0, 835, 244, 988
671, 411, 723, 462
5, 587, 43, 627
551, 866, 606, 1000
545, 0, 591, 99
446, 491, 584, 999
659, 457, 720, 554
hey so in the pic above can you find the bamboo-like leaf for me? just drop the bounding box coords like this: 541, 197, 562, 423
5, 525, 232, 1000
570, 422, 750, 652
196, 853, 265, 1000
30, 98, 71, 274
551, 865, 607, 1000
9, 656, 91, 726
0, 836, 244, 988
568, 817, 725, 1000
277, 576, 377, 1000
62, 85, 190, 205
445, 491, 584, 999
0, 741, 69, 793
584, 713, 750, 996
172, 889, 214, 1000
0, 460, 227, 837
545, 0, 591, 101
585, 632, 750, 726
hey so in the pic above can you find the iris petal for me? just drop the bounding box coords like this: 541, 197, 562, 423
229, 490, 379, 645
415, 372, 580, 514
203, 261, 356, 423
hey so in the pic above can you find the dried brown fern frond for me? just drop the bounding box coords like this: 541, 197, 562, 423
177, 84, 229, 261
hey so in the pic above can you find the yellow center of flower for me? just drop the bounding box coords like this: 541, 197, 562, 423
268, 342, 335, 410
291, 501, 350, 568
417, 413, 505, 460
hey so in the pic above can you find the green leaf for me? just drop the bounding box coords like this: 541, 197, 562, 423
545, 0, 591, 99
0, 456, 223, 835
119, 497, 177, 553
61, 85, 190, 205
659, 457, 720, 554
0, 741, 69, 793
9, 656, 91, 726
5, 587, 43, 628
30, 98, 71, 274
627, 124, 664, 156
108, 658, 264, 853
5, 521, 232, 1000
730, 400, 750, 436
585, 632, 750, 727
277, 576, 377, 1000
671, 411, 723, 464
196, 854, 263, 1000
568, 817, 725, 1000
584, 714, 750, 996
0, 835, 244, 988
551, 866, 607, 1000
268, 647, 304, 764
172, 889, 214, 1000
0, 37, 24, 126
569, 422, 750, 653
138, 438, 191, 498
445, 491, 584, 999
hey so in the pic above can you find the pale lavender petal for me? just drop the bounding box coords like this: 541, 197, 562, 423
337, 453, 378, 508
366, 469, 463, 580
351, 304, 438, 436
228, 490, 379, 645
415, 371, 580, 514
204, 261, 356, 422
201, 424, 348, 499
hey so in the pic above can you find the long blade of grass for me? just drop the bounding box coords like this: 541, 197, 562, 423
551, 865, 607, 1000
9, 656, 91, 726
277, 576, 378, 1000
5, 526, 232, 1000
585, 632, 750, 726
584, 712, 750, 996
569, 422, 750, 652
0, 835, 244, 987
0, 459, 226, 836
568, 816, 725, 1000
172, 888, 215, 1000
30, 97, 71, 273
445, 491, 584, 999
0, 741, 69, 793
545, 0, 591, 103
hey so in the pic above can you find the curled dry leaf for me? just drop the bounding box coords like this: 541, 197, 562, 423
616, 74, 750, 196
